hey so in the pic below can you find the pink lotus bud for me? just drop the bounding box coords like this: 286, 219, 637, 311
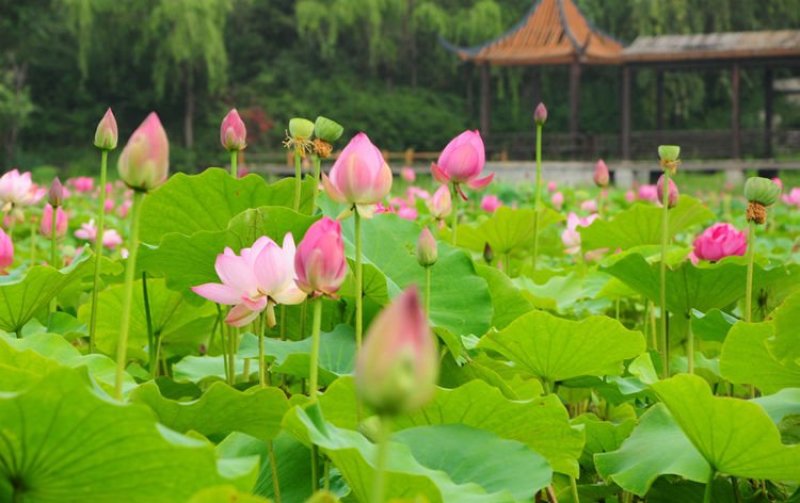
118, 112, 169, 192
0, 228, 13, 272
104, 199, 115, 213
480, 194, 501, 213
692, 223, 747, 262
220, 108, 247, 151
638, 184, 659, 203
427, 185, 452, 219
295, 217, 347, 297
355, 287, 439, 415
417, 227, 438, 267
551, 191, 564, 210
48, 177, 64, 207
533, 102, 548, 126
40, 204, 68, 239
625, 190, 636, 203
323, 132, 392, 208
657, 175, 679, 208
593, 159, 610, 187
94, 108, 118, 150
401, 167, 416, 183
431, 131, 493, 193
547, 181, 557, 193
70, 177, 94, 193
581, 199, 598, 213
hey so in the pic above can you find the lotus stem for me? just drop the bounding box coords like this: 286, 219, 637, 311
659, 170, 671, 378
745, 220, 756, 323
311, 154, 321, 214
424, 266, 432, 316
355, 209, 364, 348
143, 272, 156, 377
532, 123, 543, 271
293, 150, 302, 211
372, 416, 392, 503
268, 440, 282, 503
88, 149, 109, 353
309, 297, 323, 402
450, 183, 458, 246
230, 150, 238, 178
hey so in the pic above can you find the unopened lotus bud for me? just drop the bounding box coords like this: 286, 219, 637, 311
355, 287, 439, 416
744, 177, 781, 206
48, 177, 64, 207
220, 108, 247, 151
593, 159, 609, 188
533, 102, 548, 126
117, 112, 169, 192
483, 242, 494, 264
657, 174, 679, 209
417, 227, 438, 267
314, 116, 343, 143
94, 108, 118, 150
658, 145, 681, 174
289, 118, 315, 140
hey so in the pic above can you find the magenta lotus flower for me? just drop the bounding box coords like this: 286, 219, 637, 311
295, 217, 347, 297
638, 184, 659, 203
657, 175, 679, 208
40, 204, 68, 239
70, 177, 95, 193
783, 188, 800, 208
94, 108, 119, 150
0, 169, 39, 210
594, 159, 610, 187
193, 233, 306, 327
427, 185, 452, 220
401, 167, 416, 183
355, 287, 439, 415
0, 228, 13, 273
547, 181, 557, 193
322, 132, 392, 214
431, 130, 493, 199
480, 194, 501, 213
625, 190, 636, 203
118, 112, 169, 191
562, 212, 598, 255
220, 108, 247, 151
551, 191, 564, 210
692, 223, 747, 262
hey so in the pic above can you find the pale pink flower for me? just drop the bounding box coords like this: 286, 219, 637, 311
0, 169, 39, 209
580, 199, 598, 213
323, 132, 392, 215
400, 167, 416, 183
551, 191, 564, 210
561, 212, 598, 255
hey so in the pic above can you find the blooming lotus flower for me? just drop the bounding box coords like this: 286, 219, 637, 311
355, 287, 439, 415
0, 169, 39, 210
192, 233, 306, 327
401, 167, 416, 183
322, 132, 392, 216
692, 223, 747, 262
580, 200, 598, 213
625, 190, 636, 203
118, 112, 169, 191
431, 130, 493, 199
657, 175, 679, 208
0, 228, 13, 273
561, 212, 598, 255
783, 187, 800, 208
772, 177, 783, 191
94, 108, 119, 150
594, 159, 610, 187
70, 177, 95, 193
551, 191, 564, 210
74, 220, 123, 249
396, 205, 418, 220
638, 184, 659, 203
220, 108, 247, 151
427, 185, 452, 220
406, 186, 430, 202
295, 217, 347, 297
102, 229, 123, 249
480, 194, 501, 213
40, 204, 68, 238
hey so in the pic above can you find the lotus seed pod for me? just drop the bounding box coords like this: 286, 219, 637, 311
289, 118, 315, 140
744, 177, 781, 206
658, 145, 681, 162
314, 116, 343, 143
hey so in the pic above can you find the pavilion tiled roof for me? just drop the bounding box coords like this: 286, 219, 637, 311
623, 30, 800, 63
442, 0, 623, 65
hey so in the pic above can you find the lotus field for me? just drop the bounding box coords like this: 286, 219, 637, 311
3, 105, 800, 503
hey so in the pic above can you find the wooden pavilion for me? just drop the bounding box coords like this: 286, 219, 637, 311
442, 0, 800, 161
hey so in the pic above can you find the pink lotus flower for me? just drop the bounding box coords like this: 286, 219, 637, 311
480, 194, 501, 213
580, 200, 598, 213
657, 175, 679, 208
406, 186, 430, 202
783, 188, 800, 208
593, 159, 610, 187
0, 169, 39, 209
401, 167, 416, 183
547, 181, 557, 193
94, 108, 119, 150
295, 217, 347, 297
772, 177, 783, 191
103, 230, 123, 249
40, 204, 68, 238
75, 220, 123, 249
323, 132, 392, 215
427, 185, 452, 220
220, 108, 247, 151
562, 212, 598, 255
355, 287, 438, 415
70, 177, 95, 193
397, 205, 418, 220
0, 228, 13, 273
638, 184, 659, 203
551, 191, 564, 210
625, 190, 636, 203
692, 223, 747, 262
431, 130, 493, 199
118, 112, 169, 191
192, 233, 306, 327
117, 199, 132, 218
104, 199, 115, 213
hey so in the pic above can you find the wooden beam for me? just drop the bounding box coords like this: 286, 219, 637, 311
480, 63, 491, 136
621, 65, 632, 160
569, 61, 581, 144
764, 67, 774, 158
655, 69, 665, 130
731, 62, 741, 159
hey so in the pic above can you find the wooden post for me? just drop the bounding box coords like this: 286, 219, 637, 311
655, 69, 665, 131
480, 63, 491, 136
731, 62, 741, 159
569, 61, 581, 154
764, 67, 774, 159
621, 65, 631, 161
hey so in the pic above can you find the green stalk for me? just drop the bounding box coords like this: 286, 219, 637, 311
29, 219, 36, 265
259, 311, 266, 387
230, 150, 238, 178
371, 416, 392, 503
570, 476, 580, 503
114, 190, 145, 399
450, 183, 458, 246
311, 154, 321, 213
745, 220, 756, 323
355, 209, 364, 348
89, 149, 109, 353
532, 123, 543, 271
228, 326, 238, 384
143, 272, 156, 378
293, 150, 302, 211
268, 440, 282, 503
308, 297, 323, 402
686, 316, 694, 374
703, 471, 716, 503
49, 208, 58, 269
659, 170, 671, 378
424, 266, 432, 316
